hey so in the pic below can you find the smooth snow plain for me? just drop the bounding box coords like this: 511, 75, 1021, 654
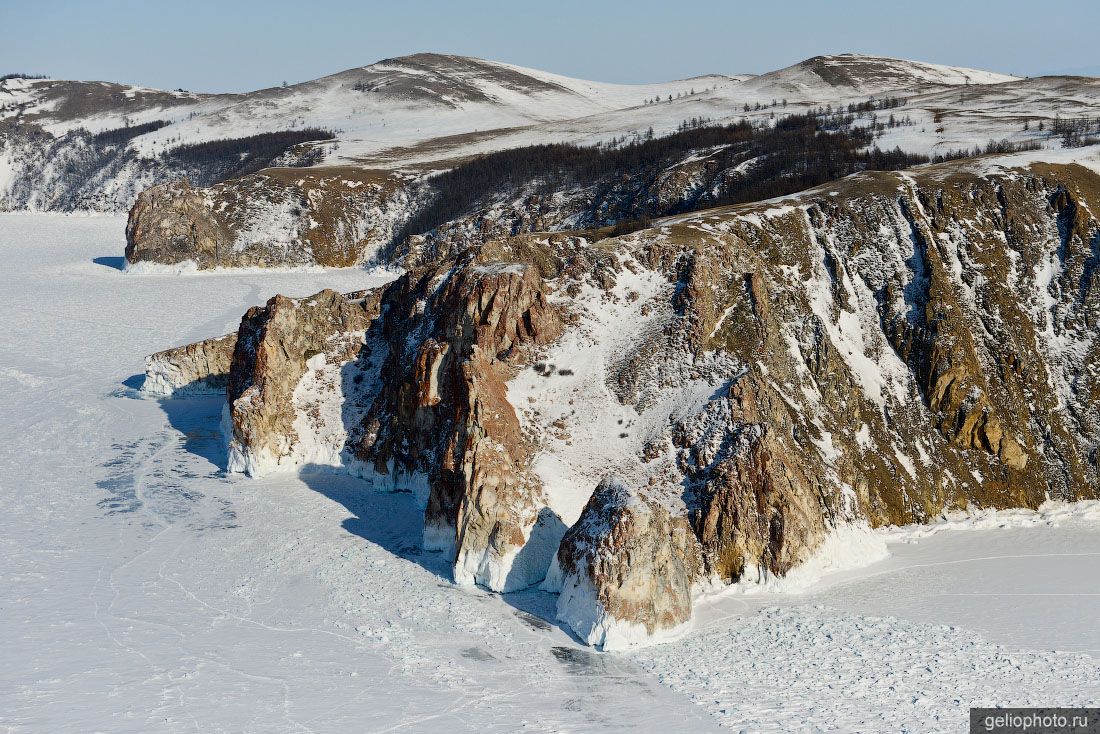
2, 214, 1098, 733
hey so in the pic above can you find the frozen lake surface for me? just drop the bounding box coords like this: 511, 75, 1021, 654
1, 214, 1098, 733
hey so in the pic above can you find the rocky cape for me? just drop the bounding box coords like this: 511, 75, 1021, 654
144, 157, 1100, 649
124, 168, 414, 269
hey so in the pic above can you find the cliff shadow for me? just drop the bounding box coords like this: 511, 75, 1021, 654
116, 374, 230, 472
156, 394, 229, 472
297, 465, 582, 641
296, 465, 455, 582
498, 506, 579, 638
93, 255, 126, 271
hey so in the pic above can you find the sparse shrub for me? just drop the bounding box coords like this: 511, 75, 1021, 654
0, 73, 47, 81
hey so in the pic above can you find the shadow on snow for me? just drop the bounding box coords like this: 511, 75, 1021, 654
296, 465, 581, 644
93, 255, 126, 271
117, 369, 583, 643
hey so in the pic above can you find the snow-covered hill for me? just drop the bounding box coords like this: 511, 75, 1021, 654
738, 53, 1019, 99
0, 52, 744, 210
3, 52, 1088, 211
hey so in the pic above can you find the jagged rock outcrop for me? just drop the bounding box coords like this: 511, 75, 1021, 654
207, 238, 567, 590
125, 180, 229, 267
525, 160, 1100, 642
125, 168, 415, 269
545, 476, 703, 650
148, 157, 1100, 648
225, 289, 378, 474
143, 333, 236, 396
352, 246, 566, 590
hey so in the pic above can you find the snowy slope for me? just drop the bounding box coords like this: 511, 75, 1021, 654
4, 52, 1096, 212
737, 53, 1019, 100
1, 53, 742, 164
124, 53, 742, 163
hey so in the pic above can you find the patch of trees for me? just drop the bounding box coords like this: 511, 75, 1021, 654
929, 138, 1042, 163
1051, 116, 1100, 148
743, 99, 787, 112
677, 117, 714, 132
847, 96, 907, 113
287, 145, 327, 167
161, 128, 335, 184
91, 120, 170, 146
400, 112, 934, 240
0, 124, 147, 211
0, 73, 48, 81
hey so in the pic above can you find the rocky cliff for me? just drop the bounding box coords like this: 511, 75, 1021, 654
544, 476, 702, 649
143, 333, 236, 396
125, 168, 414, 269
147, 156, 1100, 649
223, 288, 379, 474
349, 249, 566, 589
122, 113, 927, 271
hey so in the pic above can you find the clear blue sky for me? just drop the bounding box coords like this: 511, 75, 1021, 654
5, 0, 1098, 91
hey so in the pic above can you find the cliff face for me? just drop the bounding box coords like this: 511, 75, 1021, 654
148, 158, 1100, 648
143, 333, 236, 396
545, 476, 702, 650
122, 118, 914, 273
210, 241, 568, 590
125, 168, 415, 269
223, 289, 379, 475
639, 163, 1099, 589
120, 144, 749, 271
350, 248, 565, 589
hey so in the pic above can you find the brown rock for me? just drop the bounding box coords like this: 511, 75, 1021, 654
225, 289, 377, 474
354, 253, 564, 590
549, 476, 703, 650
125, 179, 229, 268
143, 333, 236, 396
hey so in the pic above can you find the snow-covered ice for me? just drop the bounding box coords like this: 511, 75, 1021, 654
0, 215, 721, 733
638, 516, 1100, 732
2, 214, 1099, 733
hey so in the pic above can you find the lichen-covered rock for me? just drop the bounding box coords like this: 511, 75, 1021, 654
652, 163, 1100, 579
125, 168, 415, 269
143, 332, 236, 396
676, 376, 832, 582
522, 160, 1100, 641
545, 476, 703, 650
224, 289, 378, 475
125, 179, 230, 268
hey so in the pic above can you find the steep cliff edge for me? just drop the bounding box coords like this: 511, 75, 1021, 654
148, 157, 1100, 648
544, 476, 702, 649
125, 168, 414, 269
122, 112, 932, 271
349, 249, 566, 589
